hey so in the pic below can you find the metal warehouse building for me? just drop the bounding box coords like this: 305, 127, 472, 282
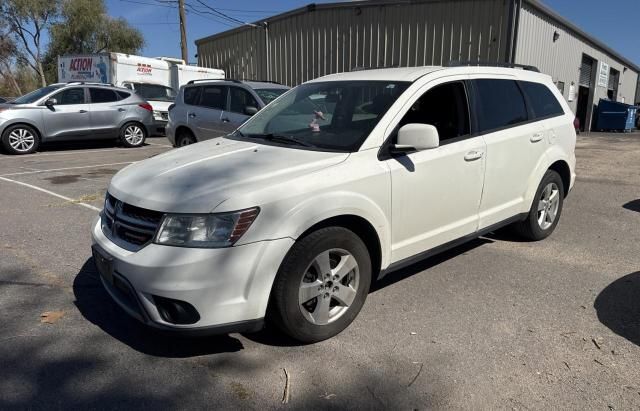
195, 0, 639, 131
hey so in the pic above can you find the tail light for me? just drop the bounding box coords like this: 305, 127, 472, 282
139, 103, 153, 112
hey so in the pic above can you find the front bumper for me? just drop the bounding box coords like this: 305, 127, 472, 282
91, 217, 293, 334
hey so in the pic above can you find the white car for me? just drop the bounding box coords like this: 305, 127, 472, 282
91, 65, 576, 343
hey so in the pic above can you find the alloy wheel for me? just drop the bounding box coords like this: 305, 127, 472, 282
124, 125, 144, 146
537, 182, 560, 230
8, 128, 35, 152
298, 248, 359, 325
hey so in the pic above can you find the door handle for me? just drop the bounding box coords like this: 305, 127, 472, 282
79, 110, 88, 113
464, 150, 484, 161
188, 113, 196, 118
530, 133, 544, 143
118, 108, 126, 112
222, 118, 230, 123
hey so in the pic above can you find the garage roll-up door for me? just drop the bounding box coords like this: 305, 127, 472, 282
579, 56, 594, 87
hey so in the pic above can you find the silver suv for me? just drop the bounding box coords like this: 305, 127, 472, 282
0, 82, 154, 155
166, 79, 290, 147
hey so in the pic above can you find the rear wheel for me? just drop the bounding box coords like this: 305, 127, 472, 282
1, 124, 40, 155
120, 122, 147, 148
175, 129, 197, 147
270, 227, 372, 343
513, 170, 564, 241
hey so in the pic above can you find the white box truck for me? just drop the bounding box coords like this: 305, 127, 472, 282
57, 53, 224, 134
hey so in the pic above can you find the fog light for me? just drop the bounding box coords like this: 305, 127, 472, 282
153, 295, 200, 325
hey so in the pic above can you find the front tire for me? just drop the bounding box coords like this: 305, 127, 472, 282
513, 170, 564, 241
270, 227, 372, 343
120, 122, 147, 148
1, 124, 40, 155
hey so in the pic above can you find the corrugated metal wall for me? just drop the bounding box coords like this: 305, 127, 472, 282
515, 4, 639, 113
197, 0, 511, 86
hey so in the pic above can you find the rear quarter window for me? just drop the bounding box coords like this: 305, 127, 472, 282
519, 81, 565, 119
473, 79, 528, 133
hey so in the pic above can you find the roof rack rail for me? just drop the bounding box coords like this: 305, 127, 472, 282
241, 79, 283, 85
186, 78, 240, 85
66, 81, 116, 86
350, 64, 400, 72
446, 61, 540, 72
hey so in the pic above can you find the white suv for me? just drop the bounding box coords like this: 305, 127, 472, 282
91, 65, 576, 343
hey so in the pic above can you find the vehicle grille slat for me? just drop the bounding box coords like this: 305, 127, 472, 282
101, 193, 164, 251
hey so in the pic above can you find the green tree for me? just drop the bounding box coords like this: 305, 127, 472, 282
44, 0, 145, 82
0, 0, 60, 87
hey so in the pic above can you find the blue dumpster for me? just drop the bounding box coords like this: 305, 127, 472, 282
595, 99, 637, 132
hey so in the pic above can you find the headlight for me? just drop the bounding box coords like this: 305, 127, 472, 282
154, 208, 259, 248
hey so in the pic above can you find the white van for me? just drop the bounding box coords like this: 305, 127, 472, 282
58, 53, 224, 133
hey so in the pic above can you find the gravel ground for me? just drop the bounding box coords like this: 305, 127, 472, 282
0, 133, 638, 410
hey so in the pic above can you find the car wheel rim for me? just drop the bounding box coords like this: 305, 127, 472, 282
178, 136, 194, 146
124, 125, 144, 145
8, 128, 35, 152
537, 182, 560, 230
298, 248, 359, 326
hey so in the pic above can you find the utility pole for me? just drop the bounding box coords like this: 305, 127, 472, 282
178, 0, 188, 64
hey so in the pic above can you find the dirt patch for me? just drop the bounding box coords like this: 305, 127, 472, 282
44, 175, 81, 185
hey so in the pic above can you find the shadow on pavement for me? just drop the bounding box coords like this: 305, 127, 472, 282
73, 258, 243, 357
594, 271, 640, 347
622, 199, 640, 213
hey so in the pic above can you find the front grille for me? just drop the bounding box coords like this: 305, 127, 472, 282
102, 193, 164, 251
161, 112, 169, 121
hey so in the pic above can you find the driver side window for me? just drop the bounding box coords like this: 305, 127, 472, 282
52, 88, 86, 105
398, 81, 470, 144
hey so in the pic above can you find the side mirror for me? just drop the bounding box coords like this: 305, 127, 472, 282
244, 106, 258, 116
395, 123, 439, 151
44, 98, 57, 108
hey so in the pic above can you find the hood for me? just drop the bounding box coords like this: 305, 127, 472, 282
148, 100, 172, 112
109, 137, 349, 213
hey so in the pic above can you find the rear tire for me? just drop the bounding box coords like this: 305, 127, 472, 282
1, 124, 40, 155
175, 129, 197, 147
513, 170, 564, 241
120, 122, 147, 148
270, 227, 372, 343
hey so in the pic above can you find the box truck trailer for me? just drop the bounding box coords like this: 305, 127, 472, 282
58, 53, 224, 133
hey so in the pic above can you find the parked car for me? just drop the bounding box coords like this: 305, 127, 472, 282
166, 79, 290, 147
91, 65, 576, 342
0, 82, 154, 154
0, 97, 6, 104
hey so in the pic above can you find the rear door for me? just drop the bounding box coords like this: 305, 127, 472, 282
222, 86, 260, 132
471, 77, 548, 229
40, 87, 91, 139
88, 87, 127, 137
187, 84, 228, 140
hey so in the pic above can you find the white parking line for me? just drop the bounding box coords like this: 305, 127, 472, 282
0, 162, 133, 177
0, 145, 170, 159
0, 176, 101, 212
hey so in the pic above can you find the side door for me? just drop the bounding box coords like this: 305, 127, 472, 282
40, 87, 91, 139
222, 86, 260, 132
188, 84, 228, 140
385, 78, 487, 263
470, 78, 549, 229
88, 87, 127, 137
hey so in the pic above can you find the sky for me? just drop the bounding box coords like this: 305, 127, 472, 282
105, 0, 640, 66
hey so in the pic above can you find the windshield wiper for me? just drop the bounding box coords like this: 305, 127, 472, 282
248, 133, 315, 148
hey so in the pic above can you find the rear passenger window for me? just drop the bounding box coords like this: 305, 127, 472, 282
519, 81, 564, 119
183, 86, 201, 105
474, 79, 528, 132
116, 91, 131, 100
199, 86, 225, 110
90, 88, 118, 103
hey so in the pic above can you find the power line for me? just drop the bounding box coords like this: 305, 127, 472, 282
192, 0, 252, 26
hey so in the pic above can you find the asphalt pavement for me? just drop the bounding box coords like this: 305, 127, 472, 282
0, 133, 638, 409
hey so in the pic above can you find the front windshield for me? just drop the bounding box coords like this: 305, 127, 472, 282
237, 81, 410, 152
132, 83, 176, 102
11, 85, 63, 104
255, 88, 288, 105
